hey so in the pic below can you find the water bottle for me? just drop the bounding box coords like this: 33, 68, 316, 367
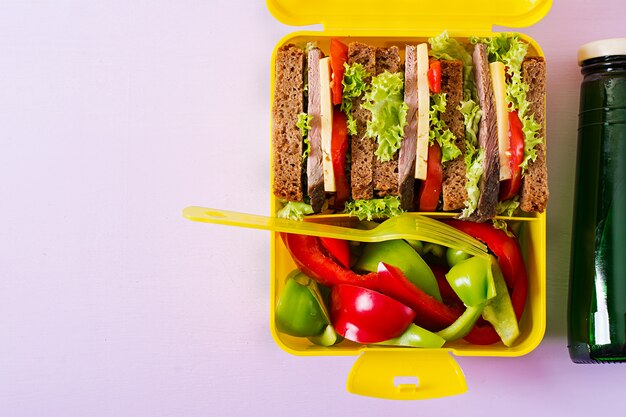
569, 39, 626, 363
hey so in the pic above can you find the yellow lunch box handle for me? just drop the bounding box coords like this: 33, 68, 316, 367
347, 350, 467, 400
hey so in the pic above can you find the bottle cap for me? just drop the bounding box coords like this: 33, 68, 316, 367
578, 38, 626, 65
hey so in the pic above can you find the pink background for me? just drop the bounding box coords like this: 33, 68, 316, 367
2, 1, 626, 416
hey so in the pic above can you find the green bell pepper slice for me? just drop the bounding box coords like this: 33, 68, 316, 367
376, 324, 446, 348
436, 303, 485, 341
445, 256, 496, 307
275, 271, 329, 337
308, 324, 343, 347
354, 240, 442, 301
482, 257, 520, 346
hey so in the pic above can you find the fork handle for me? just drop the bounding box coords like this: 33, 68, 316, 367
182, 206, 367, 239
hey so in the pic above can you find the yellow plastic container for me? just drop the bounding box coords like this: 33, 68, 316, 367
267, 0, 549, 399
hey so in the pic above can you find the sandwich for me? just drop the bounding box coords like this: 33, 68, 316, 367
270, 33, 548, 222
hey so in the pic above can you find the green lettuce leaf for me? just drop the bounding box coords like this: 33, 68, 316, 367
458, 99, 482, 146
344, 196, 404, 221
361, 71, 408, 162
296, 113, 313, 160
341, 62, 370, 136
520, 114, 542, 171
460, 141, 485, 219
429, 31, 476, 102
429, 93, 460, 164
496, 196, 521, 217
277, 201, 314, 221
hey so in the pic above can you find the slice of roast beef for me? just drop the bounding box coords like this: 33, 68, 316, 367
306, 47, 326, 213
469, 43, 499, 222
398, 45, 418, 210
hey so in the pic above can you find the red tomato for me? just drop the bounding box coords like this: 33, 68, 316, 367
331, 109, 350, 205
330, 284, 416, 343
320, 237, 350, 268
427, 60, 442, 94
417, 142, 443, 211
330, 39, 349, 106
499, 110, 525, 201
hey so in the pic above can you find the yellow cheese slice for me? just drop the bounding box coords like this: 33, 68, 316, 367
415, 43, 430, 180
319, 57, 335, 192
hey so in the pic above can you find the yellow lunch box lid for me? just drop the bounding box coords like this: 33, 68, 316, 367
267, 0, 552, 33
264, 0, 551, 400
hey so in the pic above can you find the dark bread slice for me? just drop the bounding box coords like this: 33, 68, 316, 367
373, 46, 401, 197
348, 42, 376, 200
272, 44, 305, 202
440, 60, 468, 211
520, 56, 549, 213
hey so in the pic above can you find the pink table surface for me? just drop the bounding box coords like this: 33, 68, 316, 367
2, 1, 625, 416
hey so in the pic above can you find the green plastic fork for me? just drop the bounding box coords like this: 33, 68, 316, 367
183, 206, 488, 258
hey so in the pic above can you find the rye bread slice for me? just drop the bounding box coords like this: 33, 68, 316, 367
440, 60, 468, 211
348, 42, 376, 200
272, 44, 305, 202
520, 56, 549, 213
373, 46, 401, 197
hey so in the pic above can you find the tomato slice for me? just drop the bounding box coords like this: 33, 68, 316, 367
499, 110, 525, 201
331, 109, 350, 205
330, 284, 416, 343
330, 39, 349, 106
320, 237, 350, 268
417, 142, 443, 211
427, 60, 442, 94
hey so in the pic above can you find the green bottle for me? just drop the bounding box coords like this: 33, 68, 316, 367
569, 39, 626, 363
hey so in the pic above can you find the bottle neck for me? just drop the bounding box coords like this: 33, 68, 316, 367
581, 55, 626, 75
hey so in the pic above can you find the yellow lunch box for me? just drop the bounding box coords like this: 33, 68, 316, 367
266, 0, 550, 400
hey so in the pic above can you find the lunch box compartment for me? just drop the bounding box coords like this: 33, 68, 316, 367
266, 0, 550, 399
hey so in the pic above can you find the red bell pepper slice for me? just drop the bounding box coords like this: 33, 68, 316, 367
331, 109, 350, 206
281, 233, 377, 289
444, 220, 529, 345
320, 237, 350, 268
427, 60, 442, 94
430, 263, 463, 308
330, 39, 349, 106
417, 142, 443, 211
377, 262, 462, 331
499, 110, 525, 201
331, 284, 416, 343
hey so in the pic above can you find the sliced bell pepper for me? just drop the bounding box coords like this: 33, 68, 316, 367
446, 248, 471, 267
481, 257, 520, 346
330, 284, 416, 344
436, 303, 485, 342
444, 220, 528, 345
377, 262, 461, 331
275, 272, 328, 337
281, 233, 378, 289
376, 323, 445, 348
354, 239, 442, 301
320, 237, 350, 268
445, 256, 496, 307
